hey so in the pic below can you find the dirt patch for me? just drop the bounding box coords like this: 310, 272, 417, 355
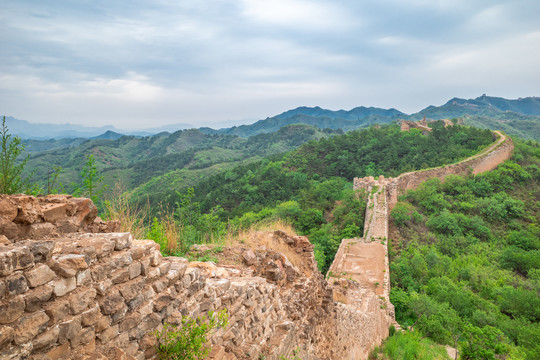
186, 227, 315, 278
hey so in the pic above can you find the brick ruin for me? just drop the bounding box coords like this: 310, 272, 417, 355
399, 117, 464, 133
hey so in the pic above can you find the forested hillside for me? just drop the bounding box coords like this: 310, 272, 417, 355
193, 123, 493, 215
24, 124, 339, 195
388, 139, 540, 359
464, 114, 540, 142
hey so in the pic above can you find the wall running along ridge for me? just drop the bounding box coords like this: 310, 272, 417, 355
382, 130, 513, 210
327, 129, 513, 358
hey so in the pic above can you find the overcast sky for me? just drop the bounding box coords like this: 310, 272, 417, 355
1, 0, 539, 129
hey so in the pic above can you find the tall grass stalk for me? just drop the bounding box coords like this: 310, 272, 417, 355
103, 182, 149, 240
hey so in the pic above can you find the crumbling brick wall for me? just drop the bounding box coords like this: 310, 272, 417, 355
0, 195, 356, 360
0, 194, 119, 242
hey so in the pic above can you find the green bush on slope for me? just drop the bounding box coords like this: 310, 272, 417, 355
389, 139, 540, 359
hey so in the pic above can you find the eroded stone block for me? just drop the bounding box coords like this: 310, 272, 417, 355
25, 263, 56, 288
13, 311, 49, 345
0, 246, 34, 276
0, 295, 25, 324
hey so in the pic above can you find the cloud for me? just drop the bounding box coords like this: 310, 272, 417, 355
239, 0, 355, 31
0, 0, 539, 127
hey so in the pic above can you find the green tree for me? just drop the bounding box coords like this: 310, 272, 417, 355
74, 154, 106, 204
0, 116, 31, 194
460, 324, 509, 360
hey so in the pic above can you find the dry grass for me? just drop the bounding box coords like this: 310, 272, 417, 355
103, 182, 149, 239
225, 218, 297, 246
223, 219, 312, 274
160, 212, 183, 254
104, 183, 184, 254
104, 189, 307, 265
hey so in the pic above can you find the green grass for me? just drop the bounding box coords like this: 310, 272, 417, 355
371, 331, 451, 360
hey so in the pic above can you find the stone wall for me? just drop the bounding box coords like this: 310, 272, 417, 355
385, 130, 513, 209
0, 195, 363, 360
399, 119, 432, 133
326, 174, 395, 359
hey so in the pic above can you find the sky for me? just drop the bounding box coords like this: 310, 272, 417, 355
1, 0, 539, 130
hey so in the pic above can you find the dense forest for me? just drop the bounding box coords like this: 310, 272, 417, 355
387, 139, 540, 359
193, 123, 493, 214
148, 123, 495, 272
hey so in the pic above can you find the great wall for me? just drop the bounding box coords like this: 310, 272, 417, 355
0, 123, 513, 359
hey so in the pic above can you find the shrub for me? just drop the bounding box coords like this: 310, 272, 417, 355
391, 202, 413, 227
154, 309, 228, 360
477, 192, 525, 222
426, 210, 462, 236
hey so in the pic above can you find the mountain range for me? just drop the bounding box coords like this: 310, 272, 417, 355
7, 95, 540, 142
3, 116, 193, 140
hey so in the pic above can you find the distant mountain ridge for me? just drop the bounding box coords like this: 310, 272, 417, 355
198, 95, 539, 139
409, 95, 540, 120
6, 95, 540, 140
274, 105, 404, 120
90, 130, 125, 140
3, 116, 192, 140
199, 106, 405, 137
